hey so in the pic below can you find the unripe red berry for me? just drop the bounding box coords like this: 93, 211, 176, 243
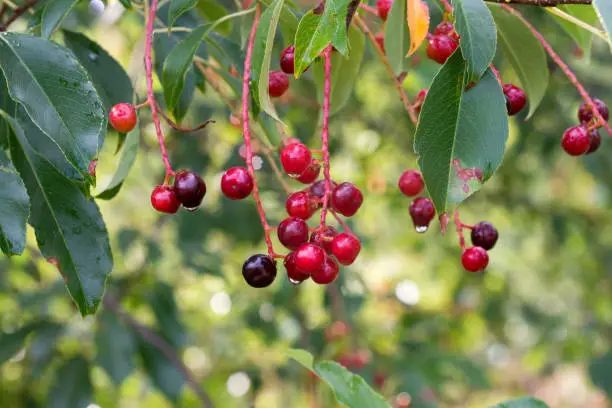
150, 185, 180, 214
331, 233, 361, 265
310, 226, 338, 254
461, 246, 489, 272
374, 32, 385, 54
414, 89, 428, 114
470, 221, 498, 250
331, 182, 364, 217
269, 71, 289, 97
409, 197, 435, 231
578, 98, 609, 124
294, 243, 326, 274
376, 0, 393, 21
311, 255, 340, 284
426, 35, 458, 64
561, 125, 591, 156
296, 162, 321, 184
503, 84, 527, 116
280, 45, 295, 74
221, 167, 253, 200
281, 142, 312, 176
286, 191, 316, 219
325, 321, 350, 341
242, 254, 277, 287
173, 170, 207, 209
587, 129, 601, 154
398, 170, 424, 197
284, 252, 310, 283
109, 103, 137, 133
277, 217, 309, 250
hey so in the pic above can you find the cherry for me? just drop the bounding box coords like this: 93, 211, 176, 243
242, 254, 277, 287
434, 22, 458, 40
409, 197, 435, 230
561, 125, 591, 156
221, 167, 253, 200
325, 321, 350, 341
374, 32, 385, 54
414, 89, 428, 114
310, 226, 338, 254
286, 191, 316, 219
376, 0, 392, 21
426, 35, 458, 65
503, 84, 527, 116
311, 256, 340, 284
331, 233, 361, 265
173, 170, 207, 209
398, 170, 424, 197
280, 45, 295, 74
280, 142, 312, 176
150, 185, 180, 214
296, 162, 321, 184
269, 71, 290, 98
284, 252, 310, 283
309, 179, 338, 202
461, 246, 489, 272
331, 182, 364, 217
277, 217, 309, 250
109, 103, 137, 133
470, 221, 498, 250
578, 98, 609, 124
587, 129, 601, 154
294, 243, 326, 274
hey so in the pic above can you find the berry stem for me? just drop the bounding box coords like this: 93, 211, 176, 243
319, 45, 334, 231
453, 211, 467, 250
501, 4, 612, 136
0, 0, 37, 31
134, 101, 150, 110
260, 146, 293, 195
358, 3, 378, 16
154, 101, 215, 133
440, 0, 453, 13
490, 63, 503, 87
331, 210, 355, 235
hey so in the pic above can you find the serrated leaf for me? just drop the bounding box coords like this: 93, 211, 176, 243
548, 5, 598, 59
169, 0, 198, 30
451, 0, 497, 81
0, 323, 38, 365
96, 311, 135, 385
593, 0, 612, 53
0, 33, 106, 181
96, 126, 139, 200
414, 51, 508, 214
41, 0, 79, 39
490, 397, 549, 408
407, 0, 429, 56
150, 283, 186, 349
489, 4, 548, 118
48, 356, 92, 408
0, 149, 29, 256
139, 335, 185, 401
385, 0, 410, 74
3, 113, 113, 316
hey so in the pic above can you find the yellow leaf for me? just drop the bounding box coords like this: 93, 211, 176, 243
407, 0, 430, 56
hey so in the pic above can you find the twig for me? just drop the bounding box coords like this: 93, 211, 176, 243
485, 0, 591, 5
0, 0, 37, 31
358, 3, 378, 17
154, 102, 215, 133
318, 45, 333, 231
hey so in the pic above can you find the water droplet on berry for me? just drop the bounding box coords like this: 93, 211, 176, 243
184, 206, 200, 212
288, 278, 302, 285
253, 156, 263, 170
415, 225, 428, 233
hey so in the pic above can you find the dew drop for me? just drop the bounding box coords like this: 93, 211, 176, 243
88, 51, 99, 61
184, 206, 200, 212
288, 278, 302, 286
415, 225, 428, 233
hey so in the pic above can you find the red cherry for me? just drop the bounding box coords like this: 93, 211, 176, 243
109, 103, 137, 133
587, 129, 601, 154
281, 142, 312, 176
277, 217, 309, 250
284, 252, 310, 283
426, 35, 458, 64
310, 226, 338, 254
398, 170, 424, 197
296, 162, 321, 184
173, 170, 207, 209
503, 84, 527, 116
150, 185, 180, 214
331, 182, 364, 217
311, 256, 340, 284
309, 180, 338, 206
221, 167, 254, 200
280, 45, 295, 74
376, 0, 393, 21
434, 21, 456, 38
331, 233, 361, 265
294, 244, 326, 274
578, 98, 609, 124
461, 246, 489, 272
269, 71, 289, 97
409, 197, 435, 230
561, 126, 591, 156
286, 191, 316, 219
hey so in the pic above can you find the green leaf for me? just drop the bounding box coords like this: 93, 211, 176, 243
3, 113, 113, 316
287, 348, 315, 369
451, 0, 497, 82
48, 356, 92, 408
261, 0, 300, 41
96, 311, 136, 385
96, 126, 139, 200
313, 25, 365, 116
207, 31, 245, 74
548, 5, 598, 59
196, 0, 232, 35
257, 112, 283, 146
169, 0, 198, 30
489, 4, 549, 118
119, 0, 132, 10
0, 323, 38, 365
150, 283, 186, 349
384, 0, 410, 76
589, 351, 612, 398
41, 0, 79, 39
491, 397, 549, 408
139, 335, 185, 401
0, 149, 29, 256
0, 33, 106, 181
0, 69, 16, 149
63, 31, 134, 111
593, 0, 612, 53
413, 51, 508, 215
293, 0, 353, 77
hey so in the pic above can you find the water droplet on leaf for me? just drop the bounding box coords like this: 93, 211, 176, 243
88, 51, 99, 61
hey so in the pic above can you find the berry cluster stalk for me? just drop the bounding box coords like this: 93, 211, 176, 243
319, 46, 334, 230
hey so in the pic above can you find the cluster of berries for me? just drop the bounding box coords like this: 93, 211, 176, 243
426, 21, 460, 65
561, 99, 608, 156
267, 44, 300, 98
461, 221, 498, 272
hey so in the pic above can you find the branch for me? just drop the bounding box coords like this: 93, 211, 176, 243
485, 0, 591, 5
318, 45, 333, 231
0, 0, 37, 31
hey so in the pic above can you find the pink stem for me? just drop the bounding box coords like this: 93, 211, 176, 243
440, 0, 453, 13
318, 46, 333, 231
331, 210, 354, 235
145, 0, 174, 179
501, 4, 612, 136
359, 3, 378, 16
454, 211, 467, 250
490, 63, 503, 87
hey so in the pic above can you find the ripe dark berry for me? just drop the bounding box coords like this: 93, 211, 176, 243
280, 142, 312, 176
309, 179, 337, 202
398, 170, 424, 197
221, 167, 253, 200
414, 89, 428, 114
562, 125, 591, 156
294, 243, 326, 274
173, 170, 207, 209
286, 191, 316, 219
426, 35, 458, 64
269, 71, 289, 98
280, 45, 295, 74
109, 103, 137, 133
578, 98, 609, 124
150, 185, 180, 214
376, 0, 393, 21
277, 217, 309, 250
587, 129, 601, 154
461, 247, 489, 272
311, 256, 340, 284
331, 182, 364, 217
503, 84, 527, 116
409, 197, 435, 230
470, 221, 498, 250
284, 252, 310, 283
374, 32, 385, 54
310, 226, 338, 254
242, 254, 277, 287
296, 162, 321, 184
331, 233, 361, 265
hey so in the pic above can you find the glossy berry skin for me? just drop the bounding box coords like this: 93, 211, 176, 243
294, 243, 326, 274
587, 129, 602, 154
280, 45, 295, 74
331, 182, 364, 217
471, 221, 498, 250
221, 167, 253, 200
109, 103, 137, 133
409, 197, 435, 228
562, 126, 591, 156
398, 170, 424, 197
284, 252, 310, 283
286, 191, 316, 219
269, 71, 290, 98
426, 35, 458, 64
310, 226, 338, 254
376, 0, 393, 21
312, 256, 340, 284
331, 233, 361, 265
242, 254, 277, 288
503, 84, 527, 116
151, 185, 180, 214
461, 247, 489, 273
434, 22, 456, 38
578, 98, 609, 124
296, 162, 321, 184
277, 217, 309, 250
414, 89, 428, 114
173, 170, 207, 209
281, 142, 312, 176
309, 180, 337, 202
